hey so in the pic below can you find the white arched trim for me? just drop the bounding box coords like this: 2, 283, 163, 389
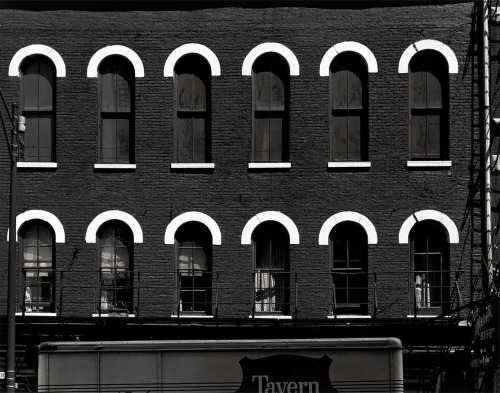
319, 42, 378, 76
164, 43, 221, 77
9, 45, 66, 77
241, 211, 300, 245
399, 210, 459, 244
87, 45, 145, 78
398, 39, 458, 73
85, 210, 143, 243
242, 43, 300, 76
164, 212, 222, 245
318, 211, 378, 245
8, 210, 65, 243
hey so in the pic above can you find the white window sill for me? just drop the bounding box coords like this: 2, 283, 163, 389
17, 162, 57, 169
248, 162, 291, 169
328, 161, 371, 168
406, 160, 452, 168
92, 313, 136, 318
327, 315, 372, 319
94, 164, 136, 170
406, 314, 441, 318
171, 314, 214, 318
170, 163, 215, 169
16, 312, 57, 317
249, 314, 292, 320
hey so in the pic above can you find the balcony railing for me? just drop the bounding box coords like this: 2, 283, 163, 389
15, 269, 466, 320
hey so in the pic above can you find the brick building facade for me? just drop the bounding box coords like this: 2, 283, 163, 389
0, 0, 489, 391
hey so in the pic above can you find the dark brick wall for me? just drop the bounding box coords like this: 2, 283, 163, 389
0, 2, 476, 320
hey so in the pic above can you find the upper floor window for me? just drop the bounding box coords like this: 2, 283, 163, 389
98, 56, 134, 164
409, 51, 449, 160
98, 221, 134, 314
252, 221, 290, 314
330, 53, 368, 162
410, 221, 450, 315
21, 56, 55, 162
330, 222, 368, 315
175, 222, 212, 314
252, 54, 289, 163
174, 54, 211, 163
19, 221, 55, 313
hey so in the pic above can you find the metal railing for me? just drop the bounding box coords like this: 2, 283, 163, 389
15, 269, 466, 320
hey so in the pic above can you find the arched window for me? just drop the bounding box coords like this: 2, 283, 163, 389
174, 54, 211, 163
252, 53, 289, 163
19, 221, 55, 312
252, 221, 290, 314
21, 56, 55, 162
175, 222, 212, 314
410, 221, 450, 315
330, 53, 368, 162
409, 50, 449, 160
97, 221, 134, 314
98, 56, 134, 164
330, 222, 368, 315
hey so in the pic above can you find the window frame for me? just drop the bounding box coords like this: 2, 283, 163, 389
251, 53, 290, 164
174, 222, 213, 316
97, 55, 135, 165
408, 50, 449, 162
252, 221, 290, 315
18, 220, 56, 314
173, 54, 212, 164
409, 221, 450, 316
20, 55, 56, 163
97, 221, 134, 315
329, 222, 369, 316
329, 52, 369, 163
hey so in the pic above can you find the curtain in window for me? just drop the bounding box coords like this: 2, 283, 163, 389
330, 53, 368, 161
175, 55, 210, 163
252, 54, 289, 163
99, 56, 134, 163
21, 57, 55, 162
98, 222, 133, 313
409, 51, 449, 160
20, 222, 55, 312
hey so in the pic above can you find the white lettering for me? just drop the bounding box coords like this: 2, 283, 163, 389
287, 381, 298, 393
275, 382, 286, 393
253, 375, 269, 393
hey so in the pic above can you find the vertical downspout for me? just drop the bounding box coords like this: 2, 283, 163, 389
483, 0, 493, 292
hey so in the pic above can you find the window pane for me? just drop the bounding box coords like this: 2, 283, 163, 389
101, 72, 116, 112
116, 73, 131, 112
116, 118, 130, 162
193, 118, 205, 162
254, 118, 269, 162
348, 70, 362, 109
38, 247, 52, 264
333, 239, 348, 270
348, 115, 361, 160
411, 115, 427, 157
193, 248, 207, 271
23, 63, 40, 111
427, 114, 441, 157
411, 71, 426, 108
115, 247, 129, 270
331, 69, 348, 109
332, 116, 348, 160
256, 239, 270, 269
177, 73, 193, 111
38, 114, 53, 162
192, 74, 206, 111
101, 118, 117, 162
23, 247, 38, 263
269, 117, 282, 162
255, 71, 271, 111
426, 72, 442, 109
178, 248, 192, 271
100, 246, 115, 268
177, 118, 194, 162
270, 71, 285, 111
24, 114, 39, 161
38, 61, 54, 111
23, 227, 38, 246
